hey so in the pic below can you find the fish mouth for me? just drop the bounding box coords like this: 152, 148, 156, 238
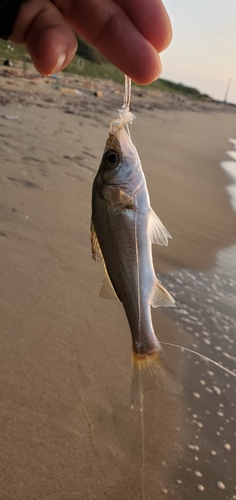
104, 133, 121, 154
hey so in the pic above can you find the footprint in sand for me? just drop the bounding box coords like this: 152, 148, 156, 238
22, 155, 44, 163
60, 172, 85, 182
63, 154, 96, 174
82, 148, 97, 159
63, 154, 84, 162
3, 176, 41, 189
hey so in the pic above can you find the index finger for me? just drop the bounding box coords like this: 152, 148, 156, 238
115, 0, 172, 53
53, 0, 172, 84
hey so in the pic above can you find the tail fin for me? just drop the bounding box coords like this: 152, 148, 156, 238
131, 348, 181, 409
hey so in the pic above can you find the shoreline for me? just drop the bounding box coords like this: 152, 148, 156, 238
136, 107, 236, 274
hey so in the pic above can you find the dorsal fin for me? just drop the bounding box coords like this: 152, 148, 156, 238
99, 270, 120, 301
91, 220, 119, 301
91, 220, 104, 264
148, 208, 172, 246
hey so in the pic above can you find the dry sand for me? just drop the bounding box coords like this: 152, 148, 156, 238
0, 67, 236, 499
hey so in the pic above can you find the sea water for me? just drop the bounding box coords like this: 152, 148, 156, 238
153, 139, 236, 498
220, 138, 236, 213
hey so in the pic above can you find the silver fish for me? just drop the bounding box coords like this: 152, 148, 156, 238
91, 108, 175, 403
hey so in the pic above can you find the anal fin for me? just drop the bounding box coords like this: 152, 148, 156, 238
151, 281, 175, 308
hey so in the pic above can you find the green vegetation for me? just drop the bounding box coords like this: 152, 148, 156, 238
154, 78, 204, 98
0, 40, 31, 69
63, 56, 125, 83
0, 39, 213, 101
76, 36, 107, 64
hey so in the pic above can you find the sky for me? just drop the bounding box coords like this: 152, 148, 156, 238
160, 0, 236, 103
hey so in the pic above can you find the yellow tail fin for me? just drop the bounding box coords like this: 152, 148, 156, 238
131, 348, 181, 408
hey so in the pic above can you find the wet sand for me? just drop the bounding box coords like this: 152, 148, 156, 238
0, 66, 236, 499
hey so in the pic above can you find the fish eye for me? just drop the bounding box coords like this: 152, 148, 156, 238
108, 153, 117, 164
102, 149, 120, 169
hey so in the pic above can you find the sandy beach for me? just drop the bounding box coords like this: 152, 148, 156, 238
0, 66, 236, 499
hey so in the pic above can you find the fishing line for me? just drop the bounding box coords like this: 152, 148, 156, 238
121, 75, 131, 112
121, 74, 146, 499
129, 79, 145, 499
134, 208, 146, 500
139, 365, 145, 500
120, 75, 132, 137
160, 342, 236, 378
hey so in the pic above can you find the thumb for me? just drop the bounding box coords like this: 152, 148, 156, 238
10, 0, 77, 75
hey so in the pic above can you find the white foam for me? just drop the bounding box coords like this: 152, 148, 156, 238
217, 481, 226, 490
197, 485, 205, 491
226, 184, 236, 212
221, 157, 236, 180
229, 138, 236, 148
220, 150, 236, 213
226, 150, 236, 161
195, 471, 203, 477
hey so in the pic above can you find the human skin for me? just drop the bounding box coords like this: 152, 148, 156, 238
9, 0, 172, 84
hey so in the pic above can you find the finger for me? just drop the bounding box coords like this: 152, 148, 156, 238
53, 0, 163, 84
115, 0, 172, 52
10, 0, 78, 75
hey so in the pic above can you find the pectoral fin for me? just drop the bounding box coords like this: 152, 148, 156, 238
151, 281, 175, 308
119, 190, 135, 209
99, 270, 120, 301
91, 220, 104, 264
149, 208, 172, 246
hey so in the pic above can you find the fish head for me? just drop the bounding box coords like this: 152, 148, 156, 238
101, 129, 140, 186
99, 132, 123, 186
94, 114, 144, 209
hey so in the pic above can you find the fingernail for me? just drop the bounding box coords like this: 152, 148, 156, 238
153, 62, 162, 82
52, 53, 67, 73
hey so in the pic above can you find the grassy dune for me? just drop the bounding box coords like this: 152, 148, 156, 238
0, 38, 213, 101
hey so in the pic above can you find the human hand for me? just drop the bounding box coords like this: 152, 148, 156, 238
9, 0, 172, 84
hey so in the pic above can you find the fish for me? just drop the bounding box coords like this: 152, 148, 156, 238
91, 106, 175, 404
